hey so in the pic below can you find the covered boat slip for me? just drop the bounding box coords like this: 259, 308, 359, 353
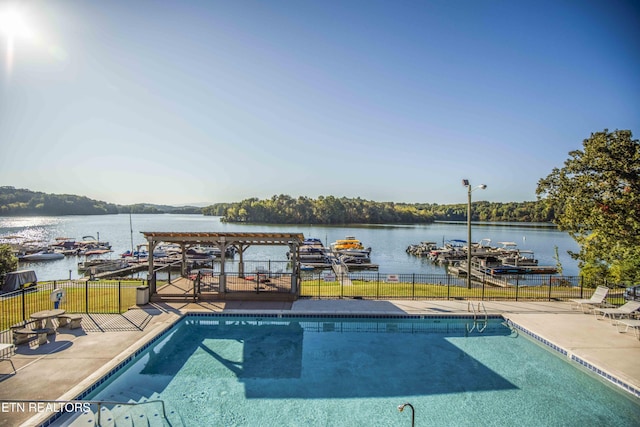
1, 270, 37, 293
141, 232, 305, 300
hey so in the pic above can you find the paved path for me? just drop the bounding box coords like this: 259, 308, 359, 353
0, 300, 637, 426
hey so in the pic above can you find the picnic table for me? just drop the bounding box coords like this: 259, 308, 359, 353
30, 309, 66, 334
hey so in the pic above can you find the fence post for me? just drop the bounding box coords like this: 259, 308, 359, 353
21, 287, 26, 322
194, 273, 199, 301
547, 275, 552, 301
515, 276, 519, 301
412, 273, 415, 300
376, 271, 380, 299
85, 280, 89, 314
579, 276, 584, 298
118, 281, 122, 313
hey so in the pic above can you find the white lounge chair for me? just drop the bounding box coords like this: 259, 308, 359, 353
594, 301, 640, 323
570, 286, 609, 313
615, 318, 640, 340
0, 343, 17, 375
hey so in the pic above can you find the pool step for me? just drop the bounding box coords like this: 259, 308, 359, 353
59, 399, 185, 427
61, 405, 117, 427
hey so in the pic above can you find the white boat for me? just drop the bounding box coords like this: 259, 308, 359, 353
337, 247, 371, 259
20, 250, 64, 261
288, 238, 328, 261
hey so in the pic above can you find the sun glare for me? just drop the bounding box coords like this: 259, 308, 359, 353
0, 4, 35, 77
0, 6, 33, 39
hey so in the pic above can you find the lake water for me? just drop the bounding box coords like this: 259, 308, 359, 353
0, 215, 580, 281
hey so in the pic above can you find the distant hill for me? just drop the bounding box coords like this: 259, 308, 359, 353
0, 187, 203, 216
125, 203, 203, 214
0, 187, 555, 223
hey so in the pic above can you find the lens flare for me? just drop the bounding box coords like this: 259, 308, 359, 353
0, 4, 34, 77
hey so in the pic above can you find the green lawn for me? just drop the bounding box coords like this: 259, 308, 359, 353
300, 279, 624, 302
1, 281, 142, 330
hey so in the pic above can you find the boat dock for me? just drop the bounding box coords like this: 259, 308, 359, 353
448, 264, 557, 288
301, 260, 379, 271
92, 263, 149, 279
90, 259, 181, 279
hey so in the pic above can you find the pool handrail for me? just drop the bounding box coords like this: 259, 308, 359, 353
466, 302, 488, 332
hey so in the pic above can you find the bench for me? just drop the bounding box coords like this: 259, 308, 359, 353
12, 328, 49, 345
58, 314, 83, 329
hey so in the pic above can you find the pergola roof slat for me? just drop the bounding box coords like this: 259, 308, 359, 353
141, 231, 305, 245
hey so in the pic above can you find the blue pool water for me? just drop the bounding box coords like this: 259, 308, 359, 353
66, 315, 640, 426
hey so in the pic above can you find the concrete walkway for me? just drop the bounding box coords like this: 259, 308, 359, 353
0, 300, 638, 426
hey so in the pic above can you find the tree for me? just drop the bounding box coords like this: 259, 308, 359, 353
536, 129, 640, 284
0, 244, 18, 278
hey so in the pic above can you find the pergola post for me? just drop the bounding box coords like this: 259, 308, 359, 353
147, 239, 156, 294
289, 242, 299, 294
237, 244, 246, 278
219, 237, 226, 293
180, 243, 187, 276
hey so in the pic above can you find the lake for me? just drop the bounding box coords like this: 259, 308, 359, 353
0, 215, 580, 281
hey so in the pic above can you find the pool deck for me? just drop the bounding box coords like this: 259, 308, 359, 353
1, 299, 639, 426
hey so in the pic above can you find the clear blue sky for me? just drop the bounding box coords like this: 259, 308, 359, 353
1, 0, 638, 206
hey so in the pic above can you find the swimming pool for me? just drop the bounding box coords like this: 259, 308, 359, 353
59, 314, 640, 426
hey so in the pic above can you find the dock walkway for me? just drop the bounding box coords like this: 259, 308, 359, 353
331, 258, 352, 286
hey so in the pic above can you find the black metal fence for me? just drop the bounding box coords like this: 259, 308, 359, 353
0, 270, 629, 341
298, 271, 628, 303
0, 280, 145, 331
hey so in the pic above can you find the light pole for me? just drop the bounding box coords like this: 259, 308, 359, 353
463, 180, 487, 289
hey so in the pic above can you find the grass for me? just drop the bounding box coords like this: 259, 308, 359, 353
300, 279, 626, 302
1, 281, 142, 331
2, 277, 625, 331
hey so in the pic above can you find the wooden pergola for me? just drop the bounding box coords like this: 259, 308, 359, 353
140, 232, 305, 295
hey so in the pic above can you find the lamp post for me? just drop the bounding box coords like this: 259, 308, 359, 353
463, 180, 486, 289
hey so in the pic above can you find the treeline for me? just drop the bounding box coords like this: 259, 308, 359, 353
422, 200, 555, 223
204, 195, 434, 224
0, 187, 555, 223
125, 204, 203, 214
0, 186, 120, 215
202, 195, 556, 224
0, 187, 202, 215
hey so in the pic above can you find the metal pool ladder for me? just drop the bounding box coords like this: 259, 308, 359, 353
467, 301, 488, 333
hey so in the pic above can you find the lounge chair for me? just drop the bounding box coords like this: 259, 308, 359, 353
570, 286, 610, 313
594, 301, 640, 323
615, 318, 640, 340
0, 343, 17, 375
